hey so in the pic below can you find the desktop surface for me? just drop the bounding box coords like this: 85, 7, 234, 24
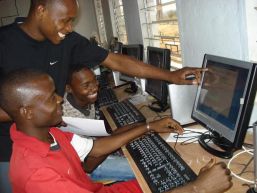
123, 128, 253, 193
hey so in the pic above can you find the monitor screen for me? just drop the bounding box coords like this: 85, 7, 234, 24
145, 46, 170, 112
120, 44, 143, 82
192, 54, 257, 158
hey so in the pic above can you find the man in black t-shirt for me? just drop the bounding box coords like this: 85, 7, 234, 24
0, 1, 233, 193
0, 1, 207, 191
0, 0, 205, 157
0, 0, 206, 121
0, 0, 231, 193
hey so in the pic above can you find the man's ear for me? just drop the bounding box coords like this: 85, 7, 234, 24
19, 107, 33, 120
35, 4, 47, 20
66, 85, 72, 94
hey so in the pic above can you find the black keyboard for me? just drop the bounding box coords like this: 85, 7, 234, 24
126, 132, 197, 193
106, 100, 146, 128
96, 73, 109, 89
96, 88, 118, 107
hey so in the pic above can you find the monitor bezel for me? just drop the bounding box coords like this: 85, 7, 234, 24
119, 44, 143, 82
145, 46, 170, 107
121, 44, 143, 60
192, 54, 257, 149
112, 42, 123, 54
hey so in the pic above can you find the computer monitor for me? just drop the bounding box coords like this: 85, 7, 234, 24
120, 44, 144, 93
110, 42, 123, 54
192, 54, 257, 158
111, 42, 124, 87
145, 46, 170, 112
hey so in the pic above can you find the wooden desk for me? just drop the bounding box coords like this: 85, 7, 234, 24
103, 85, 254, 193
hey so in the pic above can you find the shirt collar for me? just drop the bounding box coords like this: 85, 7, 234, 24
66, 93, 91, 116
10, 124, 54, 157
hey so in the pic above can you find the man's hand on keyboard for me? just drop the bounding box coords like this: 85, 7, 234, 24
192, 159, 233, 193
148, 117, 184, 134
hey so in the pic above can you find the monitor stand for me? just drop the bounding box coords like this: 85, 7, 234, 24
247, 188, 257, 193
198, 133, 233, 159
148, 101, 169, 112
124, 82, 138, 94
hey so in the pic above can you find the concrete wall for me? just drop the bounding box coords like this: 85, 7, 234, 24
176, 0, 249, 67
245, 0, 257, 62
0, 0, 30, 26
74, 0, 99, 39
176, 0, 257, 125
122, 0, 143, 45
101, 0, 113, 48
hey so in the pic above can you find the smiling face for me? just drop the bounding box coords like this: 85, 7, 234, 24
36, 0, 78, 44
66, 68, 99, 107
30, 75, 63, 128
0, 70, 64, 137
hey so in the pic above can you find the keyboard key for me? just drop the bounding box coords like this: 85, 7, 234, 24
96, 73, 109, 89
96, 88, 118, 107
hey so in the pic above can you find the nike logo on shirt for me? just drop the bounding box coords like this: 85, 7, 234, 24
50, 61, 58, 65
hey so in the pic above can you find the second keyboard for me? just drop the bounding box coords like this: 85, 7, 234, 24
96, 88, 118, 107
106, 100, 146, 128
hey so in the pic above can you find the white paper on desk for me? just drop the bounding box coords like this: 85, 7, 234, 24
165, 127, 208, 143
61, 116, 110, 136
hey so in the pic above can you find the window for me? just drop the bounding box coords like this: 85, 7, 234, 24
110, 0, 128, 44
138, 0, 182, 68
94, 0, 108, 48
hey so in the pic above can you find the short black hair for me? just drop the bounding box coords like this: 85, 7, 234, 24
29, 0, 59, 13
0, 69, 47, 119
67, 65, 92, 85
29, 0, 68, 11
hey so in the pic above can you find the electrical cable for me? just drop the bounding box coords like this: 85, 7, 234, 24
227, 149, 254, 184
172, 129, 208, 156
242, 145, 254, 156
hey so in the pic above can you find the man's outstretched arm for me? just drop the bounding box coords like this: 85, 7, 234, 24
102, 52, 207, 85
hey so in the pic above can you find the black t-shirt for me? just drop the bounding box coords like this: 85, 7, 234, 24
0, 22, 108, 95
0, 22, 109, 161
